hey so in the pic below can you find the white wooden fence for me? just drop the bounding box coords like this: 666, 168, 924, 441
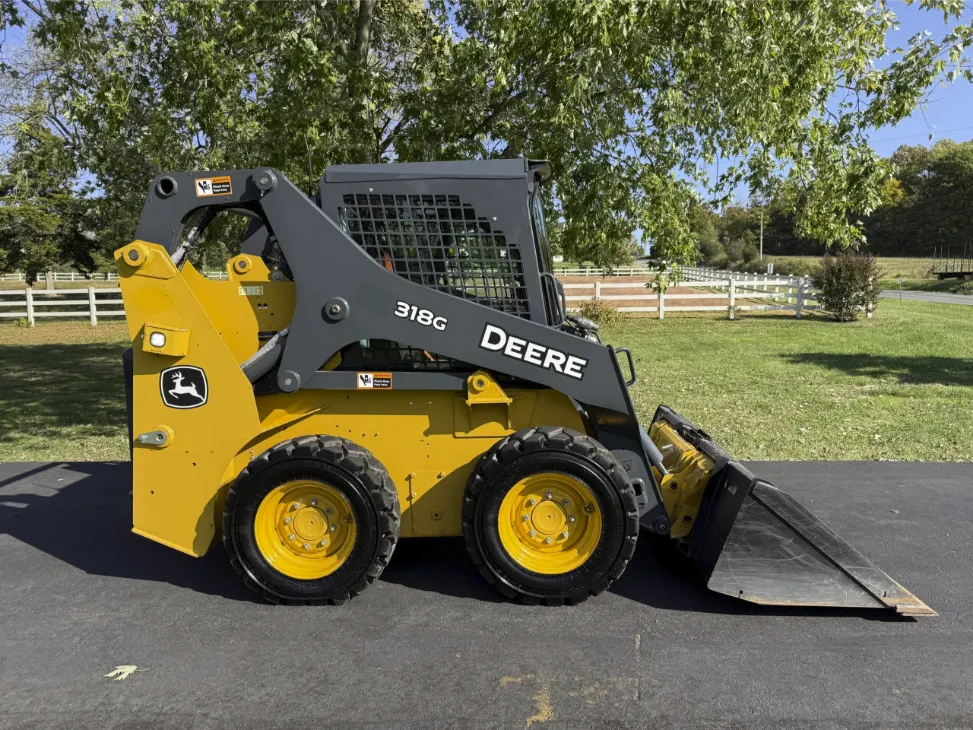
33, 267, 646, 281
2, 265, 867, 326
680, 265, 807, 286
36, 271, 117, 282
564, 265, 878, 319
31, 270, 230, 282
0, 287, 126, 326
564, 277, 829, 319
553, 266, 651, 277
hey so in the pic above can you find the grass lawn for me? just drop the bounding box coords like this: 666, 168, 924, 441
767, 255, 936, 281
0, 322, 131, 462
607, 299, 973, 461
2, 300, 971, 462
878, 278, 973, 295
769, 255, 973, 295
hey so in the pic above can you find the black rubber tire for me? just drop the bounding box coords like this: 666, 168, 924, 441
462, 426, 639, 605
223, 435, 400, 605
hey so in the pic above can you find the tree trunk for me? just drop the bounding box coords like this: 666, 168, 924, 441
349, 0, 377, 163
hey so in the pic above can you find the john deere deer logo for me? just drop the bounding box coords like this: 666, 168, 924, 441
169, 371, 203, 401
160, 366, 208, 409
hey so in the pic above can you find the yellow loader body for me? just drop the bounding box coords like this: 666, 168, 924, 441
118, 242, 584, 556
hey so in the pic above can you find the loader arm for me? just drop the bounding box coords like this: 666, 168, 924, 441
130, 168, 672, 534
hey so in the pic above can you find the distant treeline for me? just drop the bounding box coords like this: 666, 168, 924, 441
693, 139, 973, 265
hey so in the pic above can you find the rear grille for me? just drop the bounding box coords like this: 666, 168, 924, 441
339, 192, 530, 318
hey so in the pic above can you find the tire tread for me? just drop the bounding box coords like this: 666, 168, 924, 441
462, 427, 639, 606
222, 436, 399, 606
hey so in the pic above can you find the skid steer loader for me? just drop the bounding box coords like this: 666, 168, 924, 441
116, 159, 933, 615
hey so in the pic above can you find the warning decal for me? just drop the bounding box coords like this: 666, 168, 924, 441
357, 372, 392, 389
194, 176, 232, 197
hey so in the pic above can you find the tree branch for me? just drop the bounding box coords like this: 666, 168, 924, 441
462, 88, 530, 141
354, 0, 376, 62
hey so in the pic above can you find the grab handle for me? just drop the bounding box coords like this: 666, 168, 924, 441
615, 347, 636, 386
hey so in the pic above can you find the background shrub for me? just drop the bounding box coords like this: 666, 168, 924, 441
577, 299, 621, 326
698, 238, 725, 266
741, 241, 759, 263
773, 259, 816, 277
737, 259, 768, 274
812, 252, 880, 322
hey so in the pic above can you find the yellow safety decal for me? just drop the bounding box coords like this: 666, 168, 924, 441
194, 176, 232, 197
356, 372, 392, 389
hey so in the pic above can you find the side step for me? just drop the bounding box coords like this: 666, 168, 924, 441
646, 406, 935, 617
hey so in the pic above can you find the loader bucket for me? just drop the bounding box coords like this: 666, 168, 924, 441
648, 407, 935, 617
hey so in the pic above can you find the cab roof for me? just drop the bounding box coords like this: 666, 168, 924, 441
324, 158, 552, 184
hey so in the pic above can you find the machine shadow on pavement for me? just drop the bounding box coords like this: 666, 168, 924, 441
0, 462, 258, 603
382, 533, 905, 620
0, 461, 911, 620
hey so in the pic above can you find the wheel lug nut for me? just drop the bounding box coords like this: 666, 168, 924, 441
311, 499, 318, 506
561, 531, 569, 539
325, 507, 333, 515
330, 525, 337, 532
291, 502, 301, 510
544, 537, 553, 544
303, 542, 310, 549
568, 516, 576, 523
522, 514, 529, 521
288, 534, 295, 540
529, 530, 536, 538
561, 499, 569, 506
284, 517, 291, 524
545, 492, 553, 500
319, 539, 328, 547
584, 503, 594, 514
528, 498, 536, 506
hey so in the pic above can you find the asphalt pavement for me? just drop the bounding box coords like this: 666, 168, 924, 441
880, 289, 973, 306
1, 460, 971, 730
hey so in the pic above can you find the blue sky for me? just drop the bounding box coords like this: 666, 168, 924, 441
708, 1, 973, 205
865, 1, 973, 157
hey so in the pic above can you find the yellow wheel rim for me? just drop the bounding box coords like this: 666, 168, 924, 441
254, 480, 357, 580
497, 473, 602, 575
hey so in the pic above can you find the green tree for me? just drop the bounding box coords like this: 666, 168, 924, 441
889, 144, 934, 202
689, 201, 723, 264
0, 112, 92, 281
866, 139, 973, 254
11, 0, 973, 266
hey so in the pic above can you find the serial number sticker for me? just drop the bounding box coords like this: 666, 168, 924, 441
357, 372, 392, 389
238, 285, 264, 296
194, 175, 232, 197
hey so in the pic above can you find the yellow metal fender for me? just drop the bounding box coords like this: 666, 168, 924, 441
116, 241, 263, 556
